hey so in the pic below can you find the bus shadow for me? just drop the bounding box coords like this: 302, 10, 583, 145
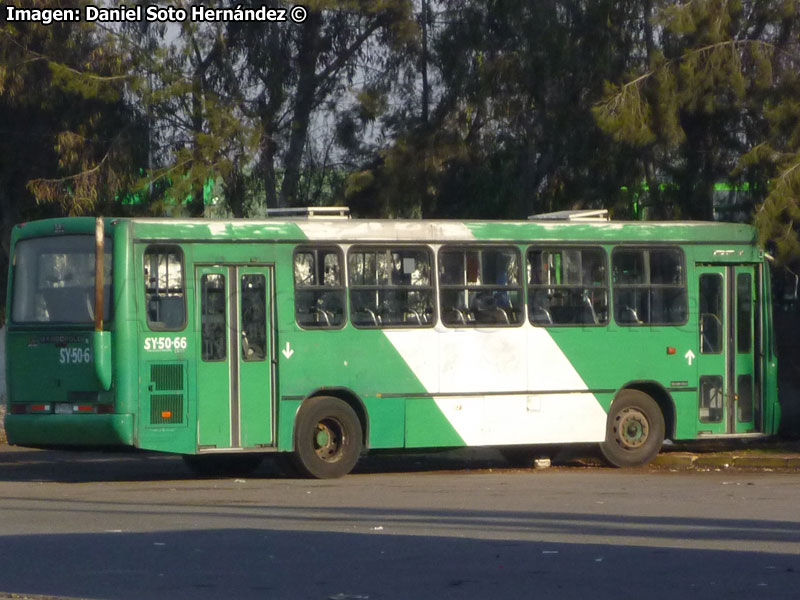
0, 444, 605, 483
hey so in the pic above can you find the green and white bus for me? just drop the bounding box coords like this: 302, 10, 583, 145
4, 211, 780, 477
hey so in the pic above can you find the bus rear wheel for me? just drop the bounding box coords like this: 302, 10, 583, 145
600, 390, 665, 468
291, 396, 363, 479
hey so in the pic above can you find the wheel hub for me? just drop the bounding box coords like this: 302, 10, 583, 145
313, 419, 344, 462
615, 407, 649, 449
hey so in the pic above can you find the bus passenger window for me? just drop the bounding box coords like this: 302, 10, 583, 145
241, 274, 267, 361
527, 247, 608, 326
294, 248, 345, 328
439, 246, 523, 327
699, 273, 723, 354
144, 246, 185, 330
200, 274, 226, 361
347, 247, 435, 328
612, 247, 687, 326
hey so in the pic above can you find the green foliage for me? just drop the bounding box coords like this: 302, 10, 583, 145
593, 0, 798, 228
2, 0, 798, 266
593, 80, 657, 146
351, 1, 659, 219
1, 1, 144, 217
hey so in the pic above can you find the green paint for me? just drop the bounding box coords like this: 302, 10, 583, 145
405, 398, 466, 448
4, 216, 780, 460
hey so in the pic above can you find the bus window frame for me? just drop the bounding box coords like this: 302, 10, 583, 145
143, 244, 187, 332
611, 245, 689, 327
199, 271, 227, 362
9, 234, 114, 327
438, 244, 524, 328
526, 245, 609, 327
347, 244, 436, 330
293, 245, 347, 331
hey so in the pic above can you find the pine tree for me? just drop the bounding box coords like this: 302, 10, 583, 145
0, 0, 145, 310
344, 0, 661, 220
593, 0, 800, 242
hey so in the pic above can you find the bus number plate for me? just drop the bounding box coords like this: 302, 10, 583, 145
59, 347, 92, 364
143, 337, 188, 352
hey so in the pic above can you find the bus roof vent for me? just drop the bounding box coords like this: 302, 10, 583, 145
266, 206, 351, 219
528, 209, 609, 222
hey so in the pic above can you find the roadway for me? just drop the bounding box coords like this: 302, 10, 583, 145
0, 445, 799, 599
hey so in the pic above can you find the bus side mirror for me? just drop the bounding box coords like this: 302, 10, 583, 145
94, 330, 112, 391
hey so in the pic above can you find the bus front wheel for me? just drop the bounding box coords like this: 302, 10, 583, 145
600, 390, 665, 468
292, 396, 363, 479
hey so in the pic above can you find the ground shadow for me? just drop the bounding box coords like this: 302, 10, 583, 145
0, 524, 799, 600
0, 444, 605, 483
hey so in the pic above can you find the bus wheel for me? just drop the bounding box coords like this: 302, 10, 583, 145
292, 396, 363, 479
600, 390, 665, 468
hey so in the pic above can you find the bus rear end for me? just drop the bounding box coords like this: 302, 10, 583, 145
4, 218, 134, 448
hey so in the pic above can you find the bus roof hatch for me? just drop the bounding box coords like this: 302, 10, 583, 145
528, 209, 610, 222
266, 206, 351, 219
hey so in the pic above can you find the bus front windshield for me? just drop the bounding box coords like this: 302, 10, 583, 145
11, 235, 112, 325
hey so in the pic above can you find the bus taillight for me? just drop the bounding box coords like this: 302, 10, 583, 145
8, 404, 51, 414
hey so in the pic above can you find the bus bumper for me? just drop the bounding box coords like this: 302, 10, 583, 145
4, 414, 135, 448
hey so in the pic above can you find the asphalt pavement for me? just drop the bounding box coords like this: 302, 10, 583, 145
1, 440, 800, 600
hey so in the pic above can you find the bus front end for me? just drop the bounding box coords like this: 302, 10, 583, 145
4, 218, 134, 448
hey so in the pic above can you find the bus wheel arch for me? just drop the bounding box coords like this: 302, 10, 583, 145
620, 381, 676, 440
291, 391, 366, 479
306, 388, 369, 449
600, 385, 668, 468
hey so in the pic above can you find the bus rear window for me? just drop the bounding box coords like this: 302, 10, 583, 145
11, 235, 112, 324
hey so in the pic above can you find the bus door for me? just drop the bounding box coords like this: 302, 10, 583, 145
195, 265, 274, 450
696, 264, 760, 434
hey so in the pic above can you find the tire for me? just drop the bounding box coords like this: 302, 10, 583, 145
291, 396, 363, 479
599, 390, 665, 467
182, 453, 264, 477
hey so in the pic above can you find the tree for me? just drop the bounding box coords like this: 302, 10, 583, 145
593, 0, 800, 241
345, 0, 660, 220
0, 0, 145, 309
234, 1, 417, 211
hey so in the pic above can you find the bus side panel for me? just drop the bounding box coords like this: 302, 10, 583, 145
539, 245, 696, 440
404, 397, 464, 448
274, 325, 418, 450
133, 243, 197, 455
273, 242, 413, 451
386, 327, 608, 446
365, 397, 406, 448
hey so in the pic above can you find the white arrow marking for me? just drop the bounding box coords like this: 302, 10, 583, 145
684, 349, 695, 366
282, 342, 295, 359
